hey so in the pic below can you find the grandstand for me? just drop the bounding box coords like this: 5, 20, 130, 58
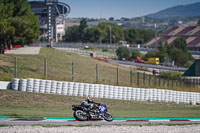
146, 26, 200, 51
28, 0, 70, 42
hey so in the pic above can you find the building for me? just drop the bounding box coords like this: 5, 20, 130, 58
28, 0, 70, 42
146, 26, 200, 51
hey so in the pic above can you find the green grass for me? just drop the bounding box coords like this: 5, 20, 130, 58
1, 90, 200, 118
0, 48, 130, 85
0, 47, 199, 92
0, 124, 12, 127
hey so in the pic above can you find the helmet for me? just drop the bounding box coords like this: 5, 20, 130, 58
86, 96, 90, 100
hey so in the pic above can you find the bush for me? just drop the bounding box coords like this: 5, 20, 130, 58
159, 71, 182, 79
144, 51, 157, 60
169, 48, 193, 67
116, 46, 130, 60
129, 50, 141, 61
102, 49, 108, 52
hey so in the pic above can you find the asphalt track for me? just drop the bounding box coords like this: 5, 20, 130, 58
110, 60, 187, 72
1, 117, 200, 126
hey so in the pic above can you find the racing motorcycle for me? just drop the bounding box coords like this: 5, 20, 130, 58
72, 103, 114, 122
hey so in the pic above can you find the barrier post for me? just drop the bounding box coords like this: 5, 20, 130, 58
72, 62, 75, 82
14, 57, 17, 78
137, 72, 139, 87
44, 58, 47, 78
143, 72, 145, 87
130, 70, 133, 85
149, 74, 151, 86
96, 64, 99, 83
117, 66, 119, 85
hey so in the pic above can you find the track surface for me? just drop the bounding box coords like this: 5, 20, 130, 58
110, 60, 187, 72
1, 117, 200, 125
6, 47, 41, 55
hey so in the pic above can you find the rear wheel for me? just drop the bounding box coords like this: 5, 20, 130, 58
73, 110, 88, 121
103, 112, 114, 122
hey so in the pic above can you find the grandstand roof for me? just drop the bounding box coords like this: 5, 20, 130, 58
29, 1, 70, 16
146, 26, 200, 48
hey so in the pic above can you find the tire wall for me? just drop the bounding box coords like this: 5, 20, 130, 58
11, 78, 200, 105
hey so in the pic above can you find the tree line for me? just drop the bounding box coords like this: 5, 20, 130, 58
0, 0, 40, 50
116, 38, 194, 67
63, 19, 155, 45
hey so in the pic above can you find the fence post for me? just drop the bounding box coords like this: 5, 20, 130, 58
72, 62, 75, 82
96, 64, 99, 83
167, 78, 170, 88
137, 72, 140, 87
44, 58, 47, 78
117, 66, 119, 85
143, 72, 145, 87
14, 57, 17, 78
149, 74, 151, 86
196, 78, 198, 89
159, 76, 161, 87
130, 70, 133, 85
163, 78, 165, 87
193, 78, 195, 88
154, 75, 156, 86
183, 78, 186, 88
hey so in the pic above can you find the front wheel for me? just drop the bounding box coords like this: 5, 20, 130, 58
73, 110, 88, 121
102, 112, 114, 122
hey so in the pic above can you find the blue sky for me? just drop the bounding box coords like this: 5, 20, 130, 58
59, 0, 200, 18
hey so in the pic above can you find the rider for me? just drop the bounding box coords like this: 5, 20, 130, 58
81, 96, 99, 111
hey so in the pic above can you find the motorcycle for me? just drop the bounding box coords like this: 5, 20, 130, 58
72, 103, 114, 122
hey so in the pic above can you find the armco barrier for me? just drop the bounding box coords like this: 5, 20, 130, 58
10, 78, 200, 105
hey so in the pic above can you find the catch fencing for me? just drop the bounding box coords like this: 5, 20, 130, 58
11, 78, 200, 105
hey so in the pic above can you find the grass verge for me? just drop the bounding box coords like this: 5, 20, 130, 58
0, 90, 200, 118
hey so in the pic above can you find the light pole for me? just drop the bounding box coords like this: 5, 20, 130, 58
113, 36, 115, 44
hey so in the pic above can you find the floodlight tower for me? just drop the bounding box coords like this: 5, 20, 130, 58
45, 0, 58, 45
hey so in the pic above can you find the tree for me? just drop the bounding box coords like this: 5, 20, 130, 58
98, 22, 123, 44
138, 29, 155, 44
170, 38, 187, 52
125, 28, 139, 44
197, 19, 200, 26
170, 48, 190, 66
84, 27, 101, 43
116, 46, 130, 60
129, 50, 141, 61
156, 43, 169, 63
64, 26, 79, 42
144, 51, 157, 60
168, 38, 193, 67
79, 18, 88, 42
63, 21, 155, 45
0, 0, 40, 48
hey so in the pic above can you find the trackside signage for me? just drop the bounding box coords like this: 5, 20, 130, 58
56, 24, 65, 34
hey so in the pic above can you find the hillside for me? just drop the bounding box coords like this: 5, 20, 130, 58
0, 47, 133, 86
147, 2, 200, 19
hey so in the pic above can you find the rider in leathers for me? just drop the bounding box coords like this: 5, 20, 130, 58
81, 97, 99, 111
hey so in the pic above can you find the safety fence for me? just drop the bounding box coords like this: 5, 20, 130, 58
54, 47, 117, 59
11, 78, 200, 105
